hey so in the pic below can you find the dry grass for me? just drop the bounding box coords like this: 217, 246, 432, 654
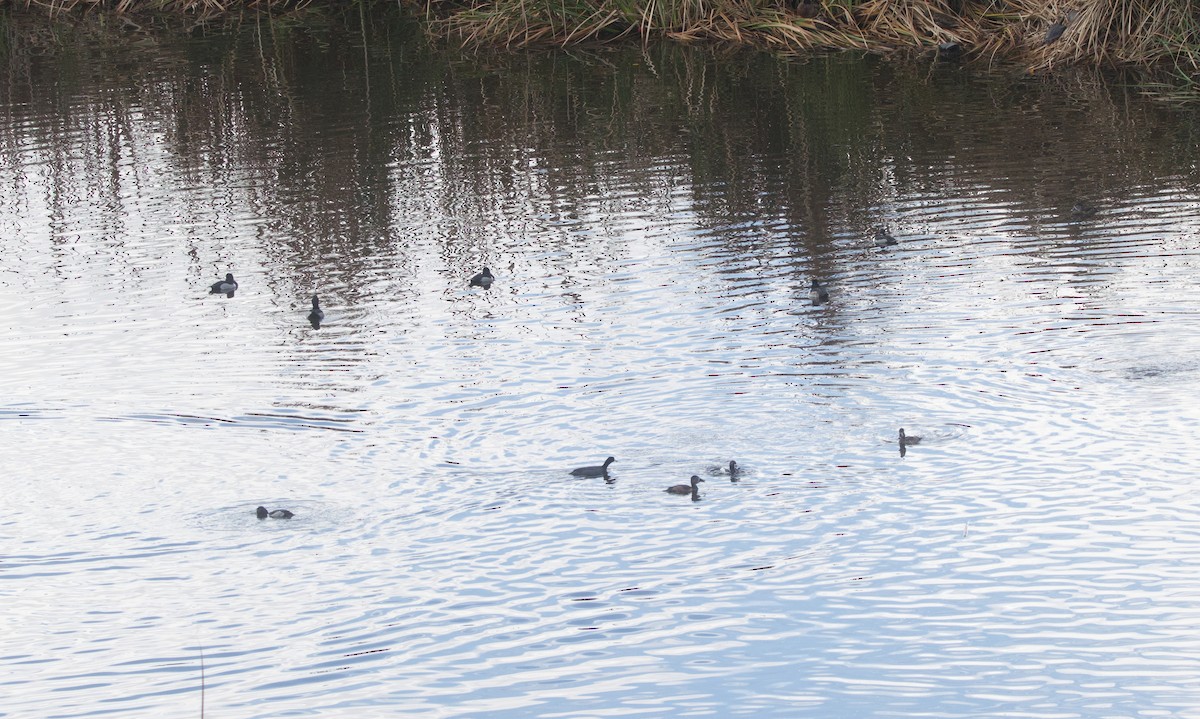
14, 0, 316, 17
434, 0, 1200, 79
10, 0, 1200, 97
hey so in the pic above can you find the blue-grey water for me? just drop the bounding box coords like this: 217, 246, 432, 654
3, 11, 1200, 718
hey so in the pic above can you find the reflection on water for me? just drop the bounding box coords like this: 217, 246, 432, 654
3, 10, 1200, 719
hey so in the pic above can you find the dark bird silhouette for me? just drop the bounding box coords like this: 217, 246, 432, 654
936, 41, 963, 59
666, 475, 705, 496
308, 295, 324, 321
898, 428, 922, 458
256, 506, 294, 519
874, 228, 898, 247
794, 2, 820, 19
470, 267, 494, 288
1070, 201, 1097, 219
810, 279, 829, 306
210, 273, 237, 295
570, 457, 615, 478
1044, 11, 1078, 45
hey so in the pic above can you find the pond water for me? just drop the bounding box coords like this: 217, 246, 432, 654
3, 9, 1200, 718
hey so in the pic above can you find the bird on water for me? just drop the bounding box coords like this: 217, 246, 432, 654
210, 273, 237, 295
666, 475, 705, 495
256, 506, 294, 519
810, 279, 829, 306
470, 267, 494, 288
308, 295, 324, 322
899, 428, 922, 446
570, 457, 616, 477
874, 228, 898, 247
1070, 201, 1097, 219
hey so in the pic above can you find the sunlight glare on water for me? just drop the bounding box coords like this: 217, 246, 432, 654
2, 11, 1200, 718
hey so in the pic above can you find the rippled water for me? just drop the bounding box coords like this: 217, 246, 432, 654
4, 10, 1200, 718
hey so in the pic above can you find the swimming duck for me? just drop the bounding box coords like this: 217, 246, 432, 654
874, 228, 898, 247
728, 460, 740, 480
899, 428, 922, 446
666, 475, 705, 495
810, 279, 829, 305
1070, 201, 1097, 219
570, 456, 615, 477
307, 295, 324, 321
210, 273, 237, 294
470, 267, 494, 288
256, 506, 294, 519
936, 41, 962, 59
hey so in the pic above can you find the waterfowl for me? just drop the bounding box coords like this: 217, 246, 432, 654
307, 295, 324, 321
728, 460, 740, 480
570, 456, 615, 477
936, 41, 962, 59
666, 475, 705, 495
874, 228, 898, 247
810, 279, 829, 306
1044, 10, 1078, 45
210, 273, 237, 294
256, 506, 294, 519
470, 267, 494, 288
1070, 201, 1097, 219
795, 2, 820, 18
1044, 20, 1067, 44
899, 428, 922, 446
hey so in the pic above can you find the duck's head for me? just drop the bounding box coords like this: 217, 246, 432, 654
603, 456, 616, 468
690, 475, 705, 486
255, 506, 268, 519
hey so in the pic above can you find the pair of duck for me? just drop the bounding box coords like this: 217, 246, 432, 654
571, 458, 740, 495
209, 273, 325, 322
806, 230, 907, 304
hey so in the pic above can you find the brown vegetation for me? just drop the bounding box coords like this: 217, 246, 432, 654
7, 0, 1200, 95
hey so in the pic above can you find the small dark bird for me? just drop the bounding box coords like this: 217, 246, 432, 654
1070, 201, 1097, 219
810, 279, 829, 306
256, 506, 294, 519
307, 295, 324, 322
570, 456, 615, 477
720, 460, 739, 484
470, 267, 494, 288
1044, 11, 1077, 45
936, 41, 963, 59
899, 428, 922, 446
1044, 21, 1067, 44
210, 273, 237, 295
874, 228, 898, 247
666, 475, 705, 495
795, 2, 820, 19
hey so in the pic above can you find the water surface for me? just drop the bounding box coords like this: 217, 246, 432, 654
3, 11, 1200, 718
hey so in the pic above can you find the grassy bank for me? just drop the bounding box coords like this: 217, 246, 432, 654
432, 0, 1200, 71
10, 0, 1200, 96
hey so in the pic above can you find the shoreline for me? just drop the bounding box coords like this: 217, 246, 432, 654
8, 0, 1200, 100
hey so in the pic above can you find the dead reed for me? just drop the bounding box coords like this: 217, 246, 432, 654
430, 0, 1200, 97
9, 0, 1200, 97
